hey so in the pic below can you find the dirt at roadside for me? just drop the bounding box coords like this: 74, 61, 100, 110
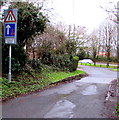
104, 79, 118, 118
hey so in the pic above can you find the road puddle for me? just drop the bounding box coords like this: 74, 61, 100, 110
44, 100, 76, 118
81, 85, 98, 95
57, 85, 78, 94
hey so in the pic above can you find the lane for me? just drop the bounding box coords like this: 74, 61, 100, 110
78, 65, 117, 84
2, 65, 117, 118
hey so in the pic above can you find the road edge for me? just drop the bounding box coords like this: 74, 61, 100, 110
104, 79, 118, 118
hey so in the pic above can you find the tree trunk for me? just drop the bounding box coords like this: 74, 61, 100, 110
33, 47, 35, 60
106, 47, 110, 67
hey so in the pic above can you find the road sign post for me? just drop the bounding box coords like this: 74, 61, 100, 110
8, 45, 12, 83
4, 9, 17, 82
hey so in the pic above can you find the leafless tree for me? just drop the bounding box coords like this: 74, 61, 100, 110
101, 1, 119, 66
98, 20, 116, 67
88, 31, 99, 65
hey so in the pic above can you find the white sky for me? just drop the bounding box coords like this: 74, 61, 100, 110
50, 0, 118, 32
1, 0, 118, 32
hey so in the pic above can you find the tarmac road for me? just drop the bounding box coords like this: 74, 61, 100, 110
2, 65, 117, 118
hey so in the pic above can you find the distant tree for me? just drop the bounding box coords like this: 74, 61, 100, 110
99, 20, 116, 67
88, 30, 100, 65
67, 25, 88, 55
100, 2, 119, 65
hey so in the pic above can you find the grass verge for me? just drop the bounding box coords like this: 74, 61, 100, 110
46, 70, 86, 83
111, 69, 119, 71
78, 63, 117, 68
1, 66, 86, 101
116, 102, 119, 117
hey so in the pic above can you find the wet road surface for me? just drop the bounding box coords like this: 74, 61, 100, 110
2, 65, 117, 118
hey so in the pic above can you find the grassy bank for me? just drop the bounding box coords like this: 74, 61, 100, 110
78, 63, 117, 68
1, 66, 86, 101
111, 69, 119, 71
116, 102, 119, 117
46, 70, 86, 83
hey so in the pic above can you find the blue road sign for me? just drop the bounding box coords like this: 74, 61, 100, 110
5, 24, 15, 37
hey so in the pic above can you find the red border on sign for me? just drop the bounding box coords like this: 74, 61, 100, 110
4, 10, 16, 22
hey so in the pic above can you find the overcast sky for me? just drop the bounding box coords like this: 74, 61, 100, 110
1, 0, 118, 32
50, 0, 118, 32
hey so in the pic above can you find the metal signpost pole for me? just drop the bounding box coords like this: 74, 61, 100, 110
8, 45, 12, 83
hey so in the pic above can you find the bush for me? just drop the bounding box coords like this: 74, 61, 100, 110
28, 59, 42, 71
2, 44, 27, 74
69, 56, 79, 72
77, 48, 86, 60
96, 56, 118, 63
73, 56, 79, 61
96, 57, 107, 62
51, 54, 71, 71
50, 55, 79, 72
116, 102, 119, 117
110, 57, 118, 63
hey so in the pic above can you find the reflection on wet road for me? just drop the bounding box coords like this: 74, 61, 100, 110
81, 84, 98, 95
44, 100, 76, 118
